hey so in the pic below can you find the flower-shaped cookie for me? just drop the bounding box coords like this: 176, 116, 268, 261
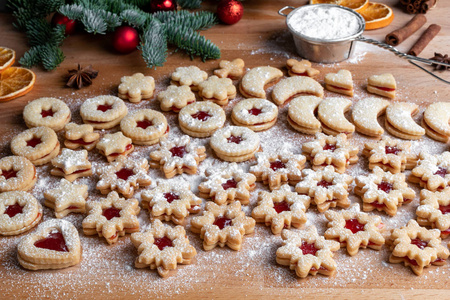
149, 135, 206, 179
409, 151, 450, 191
324, 204, 385, 256
276, 226, 340, 278
190, 201, 255, 251
44, 179, 88, 218
158, 85, 196, 112
131, 219, 197, 277
118, 73, 155, 103
141, 181, 202, 225
82, 191, 140, 244
214, 58, 245, 79
286, 59, 319, 78
249, 150, 306, 191
64, 122, 100, 151
171, 66, 207, 91
355, 166, 415, 216
251, 184, 310, 235
0, 156, 36, 192
96, 132, 134, 162
416, 188, 450, 238
388, 220, 449, 275
295, 166, 353, 213
50, 148, 93, 182
302, 133, 359, 174
198, 75, 236, 106
198, 163, 256, 205
96, 156, 152, 198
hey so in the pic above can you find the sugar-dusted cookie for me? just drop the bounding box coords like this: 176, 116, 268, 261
295, 166, 353, 212
367, 73, 396, 99
422, 102, 450, 143
170, 66, 207, 91
80, 95, 128, 129
64, 123, 100, 151
416, 188, 450, 238
190, 201, 255, 251
96, 132, 134, 162
351, 97, 390, 138
178, 101, 226, 138
0, 191, 42, 236
82, 191, 140, 244
385, 102, 425, 140
17, 219, 81, 270
149, 135, 206, 178
0, 156, 36, 192
239, 66, 283, 98
252, 184, 310, 235
198, 163, 256, 205
214, 58, 245, 79
324, 204, 385, 256
141, 181, 202, 225
44, 179, 88, 218
231, 98, 278, 131
318, 97, 355, 136
96, 156, 152, 198
387, 219, 449, 275
131, 219, 197, 277
50, 148, 92, 182
409, 151, 450, 191
272, 76, 324, 106
11, 126, 60, 166
210, 126, 260, 162
23, 97, 71, 131
287, 96, 322, 135
324, 69, 354, 97
286, 59, 319, 78
118, 73, 155, 103
198, 75, 236, 106
158, 85, 196, 113
120, 109, 169, 145
276, 226, 340, 278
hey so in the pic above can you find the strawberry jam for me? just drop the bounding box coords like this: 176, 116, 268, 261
248, 108, 262, 116
270, 160, 285, 171
103, 207, 121, 220
345, 218, 365, 234
97, 104, 112, 112
227, 135, 243, 144
2, 169, 17, 180
154, 236, 173, 250
115, 168, 134, 180
369, 202, 386, 209
374, 86, 395, 92
323, 144, 336, 152
300, 241, 318, 256
109, 144, 133, 157
377, 181, 393, 194
163, 192, 180, 203
434, 167, 447, 178
170, 146, 186, 158
137, 119, 153, 129
69, 138, 94, 145
411, 238, 428, 250
317, 180, 332, 188
41, 109, 54, 118
213, 216, 232, 229
385, 146, 400, 155
439, 204, 450, 214
222, 178, 237, 190
191, 111, 211, 121
329, 85, 350, 91
34, 231, 68, 252
4, 203, 23, 218
26, 137, 42, 148
273, 201, 290, 214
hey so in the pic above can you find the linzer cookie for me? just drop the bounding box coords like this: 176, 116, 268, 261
82, 191, 140, 244
239, 66, 283, 98
198, 75, 236, 106
422, 102, 450, 143
409, 152, 450, 191
198, 163, 256, 205
158, 85, 196, 113
231, 98, 278, 131
118, 73, 155, 103
120, 109, 169, 145
324, 69, 354, 97
131, 219, 197, 277
11, 126, 60, 166
416, 188, 450, 238
210, 126, 260, 162
214, 58, 245, 79
178, 101, 226, 138
23, 97, 71, 131
96, 132, 134, 162
170, 66, 207, 91
190, 201, 255, 251
272, 76, 324, 106
385, 102, 425, 140
44, 179, 88, 218
0, 156, 36, 192
0, 191, 42, 236
351, 97, 390, 138
80, 95, 128, 129
318, 97, 355, 136
149, 135, 206, 178
367, 73, 396, 99
64, 123, 100, 151
17, 219, 81, 270
50, 148, 92, 182
252, 184, 310, 235
286, 59, 319, 78
287, 96, 322, 135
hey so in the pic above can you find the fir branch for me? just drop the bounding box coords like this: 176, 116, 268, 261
58, 4, 85, 20
40, 45, 65, 70
153, 10, 189, 24
177, 0, 203, 9
168, 11, 218, 31
99, 10, 122, 31
18, 46, 42, 68
139, 19, 168, 69
81, 10, 109, 34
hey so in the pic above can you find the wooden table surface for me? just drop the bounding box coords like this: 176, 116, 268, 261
1, 0, 450, 299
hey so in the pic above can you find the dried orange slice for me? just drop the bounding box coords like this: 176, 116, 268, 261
359, 2, 394, 30
310, 0, 340, 4
340, 0, 369, 12
0, 47, 15, 73
0, 67, 36, 102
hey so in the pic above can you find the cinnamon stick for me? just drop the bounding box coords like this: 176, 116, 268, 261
385, 14, 427, 46
408, 24, 441, 56
422, 0, 437, 12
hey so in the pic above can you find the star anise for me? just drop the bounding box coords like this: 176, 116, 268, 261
429, 53, 450, 71
66, 64, 99, 89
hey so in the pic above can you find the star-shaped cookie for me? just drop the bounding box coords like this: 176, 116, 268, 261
44, 179, 88, 218
50, 148, 92, 182
96, 132, 134, 162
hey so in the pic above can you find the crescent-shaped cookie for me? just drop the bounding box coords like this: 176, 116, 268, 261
239, 66, 283, 99
318, 97, 354, 136
352, 97, 390, 138
422, 102, 450, 143
385, 102, 425, 140
287, 96, 322, 134
271, 76, 324, 106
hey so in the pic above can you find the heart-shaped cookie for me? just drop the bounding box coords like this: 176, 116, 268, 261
324, 70, 354, 97
367, 73, 396, 99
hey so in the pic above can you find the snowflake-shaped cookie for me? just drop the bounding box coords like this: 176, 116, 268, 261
416, 188, 450, 238
43, 179, 88, 218
96, 156, 152, 198
295, 166, 353, 213
251, 184, 310, 235
118, 73, 155, 103
198, 75, 236, 106
158, 85, 196, 112
214, 58, 245, 79
388, 219, 449, 275
355, 166, 415, 216
64, 122, 100, 151
409, 151, 450, 191
131, 219, 197, 277
276, 226, 340, 278
149, 135, 206, 179
96, 132, 134, 162
302, 133, 359, 174
198, 163, 256, 205
171, 66, 208, 91
82, 191, 140, 244
190, 201, 255, 251
249, 150, 306, 191
324, 204, 385, 256
50, 148, 92, 182
141, 181, 202, 225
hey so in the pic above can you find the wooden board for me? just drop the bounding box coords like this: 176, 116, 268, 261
1, 0, 450, 298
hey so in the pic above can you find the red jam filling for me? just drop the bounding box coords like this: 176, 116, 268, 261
136, 119, 153, 129
26, 137, 42, 148
103, 207, 121, 220
345, 218, 365, 234
41, 109, 54, 118
329, 85, 350, 91
163, 192, 180, 203
97, 104, 112, 112
34, 231, 68, 252
109, 144, 133, 157
439, 204, 450, 215
434, 167, 447, 178
270, 160, 285, 171
300, 241, 318, 256
377, 181, 393, 194
68, 206, 79, 210
55, 168, 90, 175
293, 71, 308, 76
317, 180, 332, 188
171, 101, 194, 112
385, 146, 400, 155
191, 111, 211, 121
411, 238, 428, 250
248, 108, 262, 116
369, 202, 386, 209
273, 201, 290, 214
2, 169, 17, 180
310, 266, 327, 271
222, 178, 237, 190
154, 236, 173, 250
213, 216, 232, 229
115, 168, 134, 180
69, 138, 94, 145
374, 86, 395, 92
227, 135, 243, 144
170, 146, 186, 158
323, 143, 336, 152
4, 203, 23, 218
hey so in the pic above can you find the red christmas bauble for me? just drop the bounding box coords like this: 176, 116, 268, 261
217, 0, 244, 25
112, 26, 140, 54
150, 0, 177, 13
51, 13, 76, 35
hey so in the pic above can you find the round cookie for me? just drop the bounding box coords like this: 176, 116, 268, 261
231, 98, 278, 131
0, 156, 36, 192
210, 126, 260, 162
23, 97, 71, 131
80, 95, 128, 129
120, 109, 169, 145
178, 102, 226, 138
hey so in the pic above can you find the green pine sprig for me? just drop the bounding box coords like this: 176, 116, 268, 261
139, 18, 168, 68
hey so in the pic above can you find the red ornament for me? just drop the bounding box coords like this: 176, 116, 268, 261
112, 26, 140, 54
150, 0, 177, 13
217, 0, 244, 25
51, 13, 77, 35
